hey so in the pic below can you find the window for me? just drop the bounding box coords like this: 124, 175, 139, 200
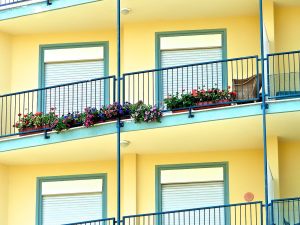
39, 42, 108, 115
37, 174, 107, 225
156, 163, 229, 223
156, 30, 227, 104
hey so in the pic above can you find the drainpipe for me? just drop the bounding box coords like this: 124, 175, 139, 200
259, 0, 270, 224
116, 0, 122, 224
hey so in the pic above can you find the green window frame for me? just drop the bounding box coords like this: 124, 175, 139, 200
155, 29, 228, 105
38, 41, 109, 112
36, 173, 107, 225
155, 162, 229, 213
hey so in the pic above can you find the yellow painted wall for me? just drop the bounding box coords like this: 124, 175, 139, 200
2, 149, 265, 225
10, 30, 117, 92
263, 0, 275, 53
136, 150, 264, 214
6, 161, 117, 225
123, 16, 260, 73
0, 163, 8, 225
7, 15, 260, 94
0, 32, 12, 95
278, 140, 300, 198
274, 6, 300, 52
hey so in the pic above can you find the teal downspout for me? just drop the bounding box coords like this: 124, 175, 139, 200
116, 0, 122, 225
259, 0, 270, 224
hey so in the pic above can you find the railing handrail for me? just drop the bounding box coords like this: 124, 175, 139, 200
271, 196, 300, 202
267, 49, 300, 57
123, 55, 259, 76
123, 201, 263, 219
0, 75, 116, 98
62, 217, 116, 225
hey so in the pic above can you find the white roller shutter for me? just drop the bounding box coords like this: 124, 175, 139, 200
44, 60, 105, 114
162, 181, 224, 211
42, 193, 103, 225
162, 182, 225, 225
161, 48, 223, 98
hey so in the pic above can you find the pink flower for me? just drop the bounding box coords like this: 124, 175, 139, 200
191, 89, 198, 97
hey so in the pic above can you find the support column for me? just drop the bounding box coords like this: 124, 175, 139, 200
267, 136, 280, 198
0, 164, 8, 225
122, 154, 137, 215
259, 1, 270, 225
116, 0, 122, 224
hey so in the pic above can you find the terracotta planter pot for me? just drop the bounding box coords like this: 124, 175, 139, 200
171, 109, 189, 114
19, 125, 50, 136
194, 100, 231, 110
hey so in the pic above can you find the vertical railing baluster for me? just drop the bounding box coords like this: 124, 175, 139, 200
152, 72, 155, 107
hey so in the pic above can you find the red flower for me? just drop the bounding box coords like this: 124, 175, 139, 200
191, 89, 198, 97
35, 112, 43, 116
18, 113, 22, 117
24, 114, 28, 118
228, 85, 231, 89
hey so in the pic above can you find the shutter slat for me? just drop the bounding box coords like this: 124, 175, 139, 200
42, 193, 102, 225
162, 182, 225, 225
162, 182, 224, 212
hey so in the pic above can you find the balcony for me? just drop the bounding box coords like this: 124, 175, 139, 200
0, 50, 299, 141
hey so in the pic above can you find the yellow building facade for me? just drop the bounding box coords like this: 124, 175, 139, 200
0, 0, 300, 225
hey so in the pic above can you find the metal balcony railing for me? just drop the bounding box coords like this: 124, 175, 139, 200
1, 50, 300, 139
267, 50, 300, 99
0, 0, 51, 8
65, 197, 300, 225
63, 217, 116, 225
123, 201, 263, 225
271, 197, 300, 225
0, 76, 115, 138
123, 55, 261, 110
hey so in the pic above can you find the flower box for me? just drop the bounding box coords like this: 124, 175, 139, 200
171, 109, 189, 114
19, 125, 50, 136
194, 100, 231, 110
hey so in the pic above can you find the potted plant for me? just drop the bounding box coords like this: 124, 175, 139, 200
101, 102, 130, 122
43, 108, 59, 129
83, 107, 101, 127
13, 110, 59, 136
121, 102, 132, 119
164, 93, 183, 111
195, 87, 237, 110
130, 101, 162, 123
164, 90, 198, 113
53, 111, 85, 132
